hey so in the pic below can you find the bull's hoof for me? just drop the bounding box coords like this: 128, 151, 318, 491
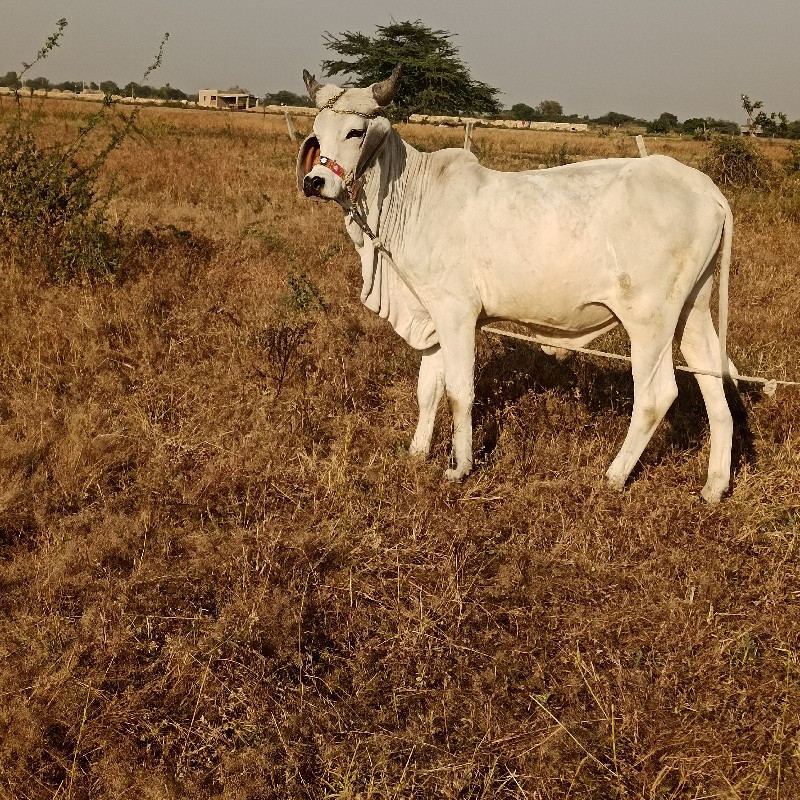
604, 472, 626, 492
407, 442, 429, 459
700, 483, 726, 504
444, 466, 471, 482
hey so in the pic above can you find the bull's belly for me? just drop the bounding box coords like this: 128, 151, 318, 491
479, 311, 620, 352
467, 233, 620, 328
478, 278, 617, 334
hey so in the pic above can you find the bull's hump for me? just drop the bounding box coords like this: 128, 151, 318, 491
428, 147, 480, 175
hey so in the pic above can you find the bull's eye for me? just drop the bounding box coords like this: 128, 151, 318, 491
346, 128, 366, 139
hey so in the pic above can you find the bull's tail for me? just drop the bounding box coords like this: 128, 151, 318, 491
717, 201, 733, 381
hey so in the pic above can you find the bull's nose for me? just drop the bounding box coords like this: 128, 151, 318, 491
303, 174, 325, 197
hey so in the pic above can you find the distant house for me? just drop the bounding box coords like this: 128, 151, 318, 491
198, 89, 258, 110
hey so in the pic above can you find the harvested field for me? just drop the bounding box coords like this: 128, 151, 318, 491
1, 100, 799, 799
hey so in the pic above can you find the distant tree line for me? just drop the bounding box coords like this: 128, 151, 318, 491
0, 70, 191, 101
644, 112, 740, 136
510, 100, 569, 122
5, 60, 800, 139
639, 95, 800, 138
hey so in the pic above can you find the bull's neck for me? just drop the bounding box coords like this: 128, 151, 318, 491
359, 128, 427, 252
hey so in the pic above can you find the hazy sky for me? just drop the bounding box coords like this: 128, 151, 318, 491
3, 1, 799, 122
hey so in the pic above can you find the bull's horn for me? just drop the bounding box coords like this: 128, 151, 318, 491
372, 66, 401, 107
303, 69, 324, 104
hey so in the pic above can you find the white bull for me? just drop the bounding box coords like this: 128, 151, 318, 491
298, 68, 737, 503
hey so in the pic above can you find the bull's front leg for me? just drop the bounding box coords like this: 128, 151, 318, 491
409, 345, 445, 457
435, 311, 477, 482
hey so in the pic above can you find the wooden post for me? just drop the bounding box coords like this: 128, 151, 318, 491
463, 120, 474, 151
285, 112, 298, 142
635, 134, 648, 157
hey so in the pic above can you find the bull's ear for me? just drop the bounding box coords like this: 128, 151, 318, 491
355, 117, 391, 180
296, 133, 320, 191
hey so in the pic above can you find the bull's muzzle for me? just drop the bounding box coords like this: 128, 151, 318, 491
303, 173, 325, 197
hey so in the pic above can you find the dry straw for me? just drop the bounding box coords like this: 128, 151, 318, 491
1, 96, 799, 798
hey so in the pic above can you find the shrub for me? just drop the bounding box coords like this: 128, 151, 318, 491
250, 272, 326, 398
0, 120, 121, 282
700, 135, 777, 190
0, 21, 168, 283
785, 143, 800, 173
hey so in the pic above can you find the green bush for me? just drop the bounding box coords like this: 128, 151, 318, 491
0, 121, 120, 282
0, 20, 167, 283
700, 135, 777, 190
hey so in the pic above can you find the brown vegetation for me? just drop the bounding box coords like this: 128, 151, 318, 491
1, 100, 799, 799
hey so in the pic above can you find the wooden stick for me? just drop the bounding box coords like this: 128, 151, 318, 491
463, 120, 474, 151
636, 135, 648, 157
285, 112, 297, 142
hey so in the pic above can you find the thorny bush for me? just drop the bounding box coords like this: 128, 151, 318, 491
0, 121, 120, 282
0, 20, 167, 283
700, 134, 778, 190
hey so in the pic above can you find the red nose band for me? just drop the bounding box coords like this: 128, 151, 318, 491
319, 156, 347, 180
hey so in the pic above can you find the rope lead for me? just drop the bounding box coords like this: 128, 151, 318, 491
480, 325, 799, 395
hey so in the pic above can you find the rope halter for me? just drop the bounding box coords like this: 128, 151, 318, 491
319, 88, 381, 119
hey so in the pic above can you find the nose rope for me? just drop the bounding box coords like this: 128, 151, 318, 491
318, 156, 346, 180
317, 155, 360, 204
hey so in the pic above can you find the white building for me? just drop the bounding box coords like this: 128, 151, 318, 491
198, 90, 258, 110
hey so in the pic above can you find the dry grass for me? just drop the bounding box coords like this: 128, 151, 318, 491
0, 100, 799, 799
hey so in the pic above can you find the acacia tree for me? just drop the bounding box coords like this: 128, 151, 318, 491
741, 94, 787, 136
320, 20, 501, 117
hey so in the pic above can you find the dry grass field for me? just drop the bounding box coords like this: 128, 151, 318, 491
1, 99, 799, 799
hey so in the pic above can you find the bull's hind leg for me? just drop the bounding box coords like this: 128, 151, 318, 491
605, 335, 679, 491
677, 304, 734, 503
409, 345, 445, 457
434, 311, 477, 482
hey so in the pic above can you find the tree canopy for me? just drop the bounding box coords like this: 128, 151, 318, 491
646, 111, 679, 134
511, 100, 565, 122
741, 94, 787, 136
536, 99, 563, 118
592, 111, 642, 127
681, 117, 740, 137
99, 80, 120, 95
320, 20, 501, 117
0, 71, 21, 89
264, 90, 313, 108
23, 76, 51, 93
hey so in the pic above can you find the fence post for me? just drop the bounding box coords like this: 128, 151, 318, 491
635, 134, 648, 157
463, 120, 474, 151
285, 112, 298, 142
